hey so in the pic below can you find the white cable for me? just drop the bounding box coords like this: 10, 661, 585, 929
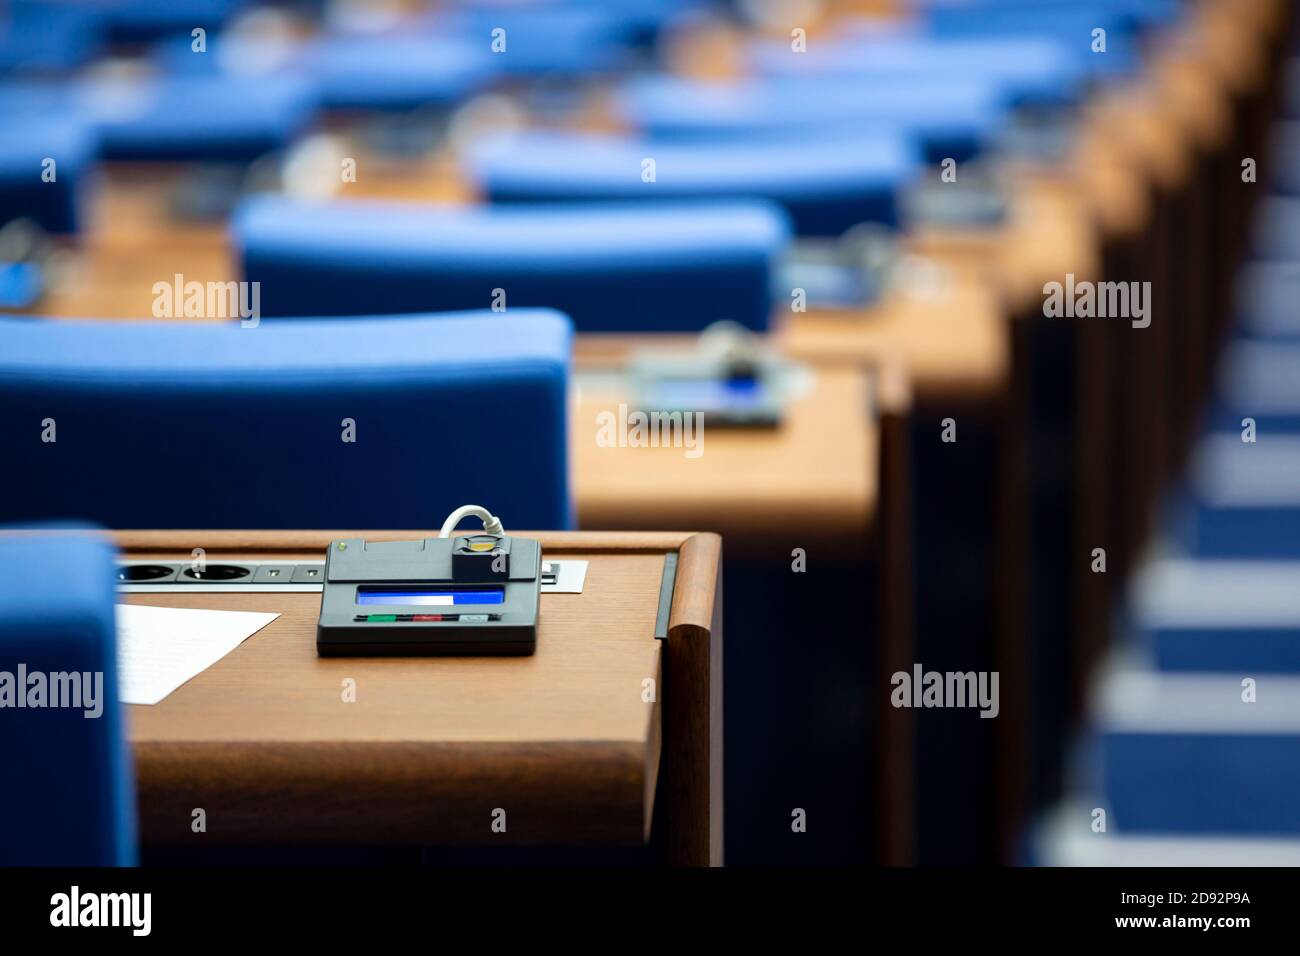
438, 504, 504, 539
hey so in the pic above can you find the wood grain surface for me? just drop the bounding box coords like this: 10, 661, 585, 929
780, 276, 1008, 405
573, 365, 877, 549
663, 532, 723, 865
110, 531, 711, 851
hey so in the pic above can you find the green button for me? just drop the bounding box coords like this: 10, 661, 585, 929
367, 614, 396, 622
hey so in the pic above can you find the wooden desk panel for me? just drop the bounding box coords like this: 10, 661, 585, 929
906, 174, 1102, 320
35, 166, 234, 319
338, 153, 473, 204
780, 279, 1007, 406
112, 530, 722, 864
38, 245, 234, 320
573, 365, 877, 549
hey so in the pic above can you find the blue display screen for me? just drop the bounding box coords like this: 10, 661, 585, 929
356, 587, 505, 606
645, 377, 769, 411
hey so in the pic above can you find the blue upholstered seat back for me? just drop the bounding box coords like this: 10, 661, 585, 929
0, 1, 105, 75
614, 76, 1009, 164
0, 117, 94, 234
745, 35, 1088, 110
153, 33, 493, 114
923, 3, 1146, 77
0, 311, 573, 530
429, 8, 641, 76
0, 530, 135, 865
234, 197, 790, 332
463, 130, 918, 236
0, 75, 314, 163
1094, 669, 1300, 835
89, 0, 245, 46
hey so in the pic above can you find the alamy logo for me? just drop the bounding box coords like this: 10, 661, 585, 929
890, 664, 999, 718
0, 664, 102, 718
595, 403, 704, 459
1042, 272, 1151, 328
50, 886, 151, 936
152, 273, 261, 327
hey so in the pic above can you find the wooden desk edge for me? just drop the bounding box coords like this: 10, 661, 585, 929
103, 528, 723, 866
664, 532, 724, 866
106, 529, 699, 555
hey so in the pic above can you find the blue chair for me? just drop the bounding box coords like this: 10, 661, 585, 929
1023, 798, 1300, 865
1200, 262, 1300, 426
7, 0, 246, 52
1094, 667, 1300, 835
1230, 261, 1300, 340
613, 76, 1008, 164
1266, 122, 1300, 199
1166, 433, 1300, 559
154, 34, 494, 114
1114, 382, 1300, 802
745, 36, 1088, 112
0, 2, 105, 74
1204, 339, 1300, 431
296, 35, 492, 113
922, 4, 1145, 77
1130, 557, 1300, 673
434, 0, 698, 51
425, 8, 642, 76
95, 0, 246, 45
233, 197, 790, 332
919, 0, 1180, 35
1285, 58, 1300, 119
1037, 553, 1300, 852
0, 116, 95, 234
89, 75, 315, 163
1251, 196, 1300, 263
1163, 335, 1300, 574
0, 75, 315, 163
0, 530, 135, 865
1027, 658, 1300, 857
463, 130, 919, 236
0, 311, 573, 530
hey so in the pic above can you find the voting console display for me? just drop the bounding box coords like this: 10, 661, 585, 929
316, 534, 542, 656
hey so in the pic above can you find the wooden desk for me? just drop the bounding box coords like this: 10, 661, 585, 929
113, 529, 722, 866
905, 170, 1103, 320
30, 185, 905, 862
569, 266, 1006, 869
571, 354, 909, 863
573, 364, 877, 551
779, 276, 1007, 407
724, 272, 1011, 863
30, 166, 233, 319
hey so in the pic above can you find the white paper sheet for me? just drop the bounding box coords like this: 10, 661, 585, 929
543, 559, 588, 593
116, 604, 279, 705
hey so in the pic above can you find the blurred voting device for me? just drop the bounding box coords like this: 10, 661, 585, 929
116, 604, 278, 705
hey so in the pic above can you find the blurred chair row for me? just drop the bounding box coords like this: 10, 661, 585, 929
1031, 52, 1300, 863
